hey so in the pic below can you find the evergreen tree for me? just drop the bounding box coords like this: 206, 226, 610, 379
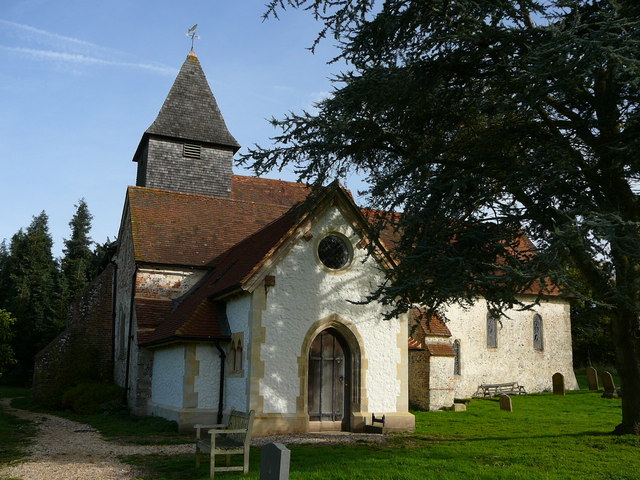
61, 199, 94, 301
0, 309, 16, 377
0, 240, 10, 309
91, 238, 117, 277
247, 0, 640, 434
4, 212, 63, 382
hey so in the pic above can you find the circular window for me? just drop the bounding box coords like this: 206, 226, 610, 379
318, 234, 351, 270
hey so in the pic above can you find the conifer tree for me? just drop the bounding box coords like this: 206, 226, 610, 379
61, 199, 94, 301
0, 240, 10, 309
247, 0, 640, 434
0, 309, 16, 377
4, 212, 63, 381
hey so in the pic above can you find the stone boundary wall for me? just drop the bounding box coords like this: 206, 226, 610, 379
33, 264, 115, 400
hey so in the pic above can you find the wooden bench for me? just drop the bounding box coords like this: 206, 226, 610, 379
474, 382, 527, 398
195, 409, 255, 479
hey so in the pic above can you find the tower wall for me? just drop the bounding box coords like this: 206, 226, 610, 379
138, 137, 233, 198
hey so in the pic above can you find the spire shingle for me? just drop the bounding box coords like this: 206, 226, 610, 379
145, 52, 239, 151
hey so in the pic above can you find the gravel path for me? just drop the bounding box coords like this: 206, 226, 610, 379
0, 398, 192, 480
0, 398, 388, 479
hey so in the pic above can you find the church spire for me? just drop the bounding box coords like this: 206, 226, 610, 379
132, 53, 239, 198
145, 52, 239, 151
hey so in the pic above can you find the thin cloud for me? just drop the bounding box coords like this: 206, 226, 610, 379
0, 18, 175, 76
0, 46, 176, 76
0, 18, 109, 52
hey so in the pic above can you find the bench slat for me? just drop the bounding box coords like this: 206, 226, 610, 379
474, 382, 527, 398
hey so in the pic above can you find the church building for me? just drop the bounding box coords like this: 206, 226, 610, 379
96, 50, 576, 435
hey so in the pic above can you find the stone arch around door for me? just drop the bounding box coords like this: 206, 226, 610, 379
298, 314, 367, 432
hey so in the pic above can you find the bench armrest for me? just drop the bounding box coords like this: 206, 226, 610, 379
195, 423, 226, 439
208, 428, 248, 435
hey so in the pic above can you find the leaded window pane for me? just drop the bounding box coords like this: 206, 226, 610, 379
318, 235, 350, 269
533, 314, 544, 350
453, 340, 461, 375
487, 313, 498, 348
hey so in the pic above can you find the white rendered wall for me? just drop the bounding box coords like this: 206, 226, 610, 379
225, 295, 251, 413
195, 345, 221, 409
127, 267, 206, 413
446, 297, 578, 397
259, 205, 404, 415
152, 345, 185, 408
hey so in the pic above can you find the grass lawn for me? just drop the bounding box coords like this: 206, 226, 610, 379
0, 386, 36, 468
2, 386, 639, 479
126, 390, 639, 480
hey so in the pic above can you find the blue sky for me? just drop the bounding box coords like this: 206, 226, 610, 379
0, 0, 356, 257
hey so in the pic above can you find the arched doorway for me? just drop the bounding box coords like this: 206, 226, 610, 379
308, 328, 352, 431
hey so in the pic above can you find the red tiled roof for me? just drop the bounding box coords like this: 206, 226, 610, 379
360, 208, 401, 250
140, 211, 301, 346
411, 308, 452, 337
138, 186, 359, 346
135, 299, 173, 344
140, 295, 229, 347
424, 342, 456, 357
127, 186, 292, 266
408, 337, 422, 349
204, 208, 302, 297
231, 175, 312, 206
127, 176, 317, 267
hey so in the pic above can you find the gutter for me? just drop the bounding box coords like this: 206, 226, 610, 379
124, 266, 138, 399
214, 340, 226, 424
110, 258, 118, 375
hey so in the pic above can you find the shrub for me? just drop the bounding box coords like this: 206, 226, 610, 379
32, 331, 112, 409
61, 383, 124, 414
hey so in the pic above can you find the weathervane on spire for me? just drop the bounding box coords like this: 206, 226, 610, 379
186, 24, 200, 52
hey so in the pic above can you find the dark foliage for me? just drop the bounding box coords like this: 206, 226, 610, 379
245, 0, 640, 434
61, 199, 94, 302
60, 382, 125, 414
0, 201, 115, 386
0, 212, 64, 383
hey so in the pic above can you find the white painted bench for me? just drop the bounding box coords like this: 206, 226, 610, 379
195, 409, 255, 478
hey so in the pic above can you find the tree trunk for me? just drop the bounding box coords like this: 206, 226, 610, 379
611, 309, 640, 435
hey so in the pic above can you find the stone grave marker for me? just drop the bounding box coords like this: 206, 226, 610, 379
586, 366, 599, 391
552, 372, 565, 396
499, 395, 513, 412
260, 442, 290, 480
601, 371, 619, 399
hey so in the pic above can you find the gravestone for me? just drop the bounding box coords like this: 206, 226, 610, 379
499, 395, 513, 412
552, 372, 565, 396
601, 371, 619, 399
260, 442, 290, 480
586, 366, 599, 391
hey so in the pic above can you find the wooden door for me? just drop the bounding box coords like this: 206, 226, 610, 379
308, 330, 346, 424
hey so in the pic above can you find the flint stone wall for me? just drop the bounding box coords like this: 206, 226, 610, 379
33, 263, 115, 400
